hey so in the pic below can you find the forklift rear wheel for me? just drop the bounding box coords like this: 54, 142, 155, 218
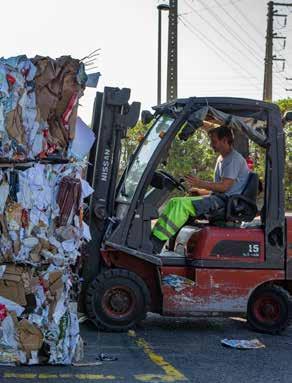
247, 285, 291, 334
85, 269, 150, 332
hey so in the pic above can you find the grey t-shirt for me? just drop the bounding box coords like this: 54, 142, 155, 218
214, 149, 250, 196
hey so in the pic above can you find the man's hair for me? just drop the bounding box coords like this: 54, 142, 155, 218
208, 125, 234, 145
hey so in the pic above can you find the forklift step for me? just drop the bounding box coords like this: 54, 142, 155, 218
158, 250, 187, 266
105, 241, 162, 266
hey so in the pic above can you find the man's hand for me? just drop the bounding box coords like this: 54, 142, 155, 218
185, 175, 204, 188
185, 174, 235, 194
188, 187, 210, 196
188, 187, 200, 196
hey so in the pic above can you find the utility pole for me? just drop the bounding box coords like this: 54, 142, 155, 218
263, 1, 274, 101
263, 2, 292, 101
167, 0, 178, 102
157, 7, 162, 105
157, 4, 170, 105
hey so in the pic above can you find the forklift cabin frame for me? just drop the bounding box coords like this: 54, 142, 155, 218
101, 96, 285, 271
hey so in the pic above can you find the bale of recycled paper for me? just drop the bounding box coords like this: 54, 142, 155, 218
0, 55, 88, 160
0, 161, 93, 365
0, 260, 83, 364
0, 52, 95, 365
0, 163, 88, 265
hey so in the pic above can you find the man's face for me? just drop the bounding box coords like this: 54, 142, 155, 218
209, 133, 229, 154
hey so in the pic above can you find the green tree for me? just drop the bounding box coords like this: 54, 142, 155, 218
277, 98, 292, 210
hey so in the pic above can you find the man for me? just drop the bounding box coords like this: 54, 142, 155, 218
151, 125, 250, 253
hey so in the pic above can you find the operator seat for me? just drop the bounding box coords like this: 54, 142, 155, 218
210, 172, 259, 224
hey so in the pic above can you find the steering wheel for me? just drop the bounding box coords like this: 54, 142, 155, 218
157, 170, 186, 192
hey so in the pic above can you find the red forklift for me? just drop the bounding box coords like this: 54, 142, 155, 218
83, 87, 292, 334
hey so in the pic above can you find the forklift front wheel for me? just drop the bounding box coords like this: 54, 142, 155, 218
85, 269, 150, 332
247, 285, 291, 334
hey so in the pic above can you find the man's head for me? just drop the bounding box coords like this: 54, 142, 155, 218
208, 126, 234, 155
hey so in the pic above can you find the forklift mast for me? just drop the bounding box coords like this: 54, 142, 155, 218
84, 87, 140, 282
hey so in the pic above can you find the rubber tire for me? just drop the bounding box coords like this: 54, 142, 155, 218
247, 285, 290, 334
85, 269, 150, 332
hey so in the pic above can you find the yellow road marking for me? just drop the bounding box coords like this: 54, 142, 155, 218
128, 331, 187, 382
75, 374, 116, 380
3, 333, 187, 382
39, 374, 59, 379
3, 372, 117, 380
4, 373, 37, 379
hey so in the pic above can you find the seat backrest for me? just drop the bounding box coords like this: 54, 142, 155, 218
241, 172, 259, 202
225, 172, 259, 222
210, 172, 259, 225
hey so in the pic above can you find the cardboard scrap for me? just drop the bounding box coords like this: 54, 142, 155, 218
0, 265, 27, 306
49, 271, 63, 295
18, 319, 43, 353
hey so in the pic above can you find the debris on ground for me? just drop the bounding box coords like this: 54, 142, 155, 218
78, 313, 89, 324
97, 353, 118, 362
221, 338, 266, 349
127, 330, 136, 337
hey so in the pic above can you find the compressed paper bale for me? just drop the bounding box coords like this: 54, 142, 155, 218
0, 158, 94, 365
0, 55, 87, 160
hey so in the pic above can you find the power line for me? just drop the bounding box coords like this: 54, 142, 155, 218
203, 0, 286, 89
195, 0, 266, 66
179, 4, 290, 99
231, 0, 264, 39
195, 0, 289, 90
180, 0, 243, 16
184, 0, 261, 67
213, 0, 265, 55
263, 1, 292, 99
184, 0, 288, 90
178, 15, 262, 92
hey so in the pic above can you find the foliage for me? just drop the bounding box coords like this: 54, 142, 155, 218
277, 98, 292, 210
121, 98, 292, 209
119, 120, 148, 177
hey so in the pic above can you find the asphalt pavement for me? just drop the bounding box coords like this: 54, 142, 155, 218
1, 314, 291, 383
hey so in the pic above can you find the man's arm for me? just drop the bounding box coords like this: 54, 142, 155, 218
185, 175, 235, 193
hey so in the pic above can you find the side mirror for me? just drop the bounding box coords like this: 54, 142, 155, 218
283, 110, 292, 124
141, 110, 154, 125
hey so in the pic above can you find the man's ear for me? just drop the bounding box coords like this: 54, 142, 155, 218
222, 137, 229, 146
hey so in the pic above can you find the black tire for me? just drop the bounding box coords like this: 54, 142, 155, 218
247, 285, 291, 334
85, 269, 151, 332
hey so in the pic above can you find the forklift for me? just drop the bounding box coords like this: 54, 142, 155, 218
83, 86, 292, 334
